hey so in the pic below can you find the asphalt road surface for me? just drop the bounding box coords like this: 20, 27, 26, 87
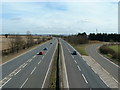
1, 38, 58, 88
60, 39, 109, 89
86, 44, 119, 83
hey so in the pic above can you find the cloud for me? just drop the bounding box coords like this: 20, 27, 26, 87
1, 2, 118, 34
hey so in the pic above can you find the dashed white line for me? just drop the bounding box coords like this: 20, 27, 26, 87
14, 69, 21, 75
77, 65, 81, 71
42, 56, 44, 59
30, 67, 36, 75
20, 78, 28, 88
74, 60, 77, 64
45, 53, 47, 56
71, 55, 74, 59
22, 63, 27, 68
82, 74, 88, 84
38, 60, 41, 65
32, 55, 36, 59
29, 59, 32, 62
0, 78, 11, 88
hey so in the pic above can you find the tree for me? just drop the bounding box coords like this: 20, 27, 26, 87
5, 34, 8, 38
26, 31, 34, 48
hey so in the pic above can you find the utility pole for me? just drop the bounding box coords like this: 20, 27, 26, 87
96, 28, 98, 34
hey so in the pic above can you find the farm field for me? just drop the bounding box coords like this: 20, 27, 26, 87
0, 35, 51, 50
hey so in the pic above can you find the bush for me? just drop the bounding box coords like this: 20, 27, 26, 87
99, 46, 115, 55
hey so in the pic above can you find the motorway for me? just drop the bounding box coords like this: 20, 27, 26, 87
60, 39, 109, 89
86, 44, 119, 83
0, 38, 119, 89
1, 38, 57, 88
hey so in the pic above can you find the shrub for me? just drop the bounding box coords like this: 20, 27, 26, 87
99, 46, 115, 55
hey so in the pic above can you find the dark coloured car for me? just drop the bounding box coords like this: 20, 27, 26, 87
72, 51, 77, 55
37, 51, 44, 55
50, 43, 52, 44
43, 47, 48, 50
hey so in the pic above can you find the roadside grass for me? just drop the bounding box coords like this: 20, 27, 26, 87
99, 45, 120, 66
48, 45, 58, 88
71, 40, 103, 56
72, 44, 88, 56
108, 45, 119, 53
2, 41, 49, 64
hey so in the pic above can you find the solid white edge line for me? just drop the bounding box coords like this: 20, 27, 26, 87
0, 78, 12, 88
41, 41, 57, 89
20, 78, 28, 88
96, 46, 120, 68
61, 40, 69, 88
30, 67, 36, 75
82, 74, 88, 84
1, 40, 51, 66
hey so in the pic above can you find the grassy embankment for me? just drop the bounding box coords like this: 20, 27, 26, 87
48, 45, 58, 88
99, 45, 120, 65
72, 41, 102, 56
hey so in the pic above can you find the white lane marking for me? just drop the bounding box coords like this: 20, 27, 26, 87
71, 55, 74, 59
82, 74, 88, 84
99, 76, 109, 87
20, 78, 28, 88
41, 42, 57, 89
29, 59, 32, 62
112, 77, 119, 84
14, 69, 21, 75
60, 41, 69, 88
0, 78, 11, 88
30, 67, 36, 75
42, 56, 44, 59
32, 55, 36, 59
77, 65, 81, 71
38, 60, 41, 65
74, 60, 77, 64
45, 53, 47, 56
22, 63, 27, 68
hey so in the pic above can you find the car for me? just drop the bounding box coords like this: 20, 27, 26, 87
72, 51, 77, 55
37, 51, 44, 55
50, 43, 52, 44
43, 47, 48, 50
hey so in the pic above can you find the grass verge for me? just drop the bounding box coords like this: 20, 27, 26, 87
48, 45, 58, 88
72, 44, 88, 56
69, 40, 104, 56
99, 45, 120, 66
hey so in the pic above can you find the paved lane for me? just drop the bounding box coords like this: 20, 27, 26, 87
86, 44, 119, 83
60, 39, 109, 89
1, 38, 57, 88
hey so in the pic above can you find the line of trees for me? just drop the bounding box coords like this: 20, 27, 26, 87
88, 33, 120, 42
63, 32, 88, 44
2, 31, 52, 56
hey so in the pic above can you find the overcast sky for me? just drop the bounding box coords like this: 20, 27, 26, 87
1, 0, 118, 34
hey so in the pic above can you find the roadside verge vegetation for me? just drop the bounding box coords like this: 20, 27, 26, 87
99, 45, 120, 64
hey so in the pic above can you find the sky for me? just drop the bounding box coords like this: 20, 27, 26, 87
1, 0, 119, 34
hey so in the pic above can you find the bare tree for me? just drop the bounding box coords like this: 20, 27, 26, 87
9, 35, 24, 53
26, 31, 34, 48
